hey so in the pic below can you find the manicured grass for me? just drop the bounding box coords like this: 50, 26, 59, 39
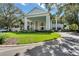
3, 32, 61, 44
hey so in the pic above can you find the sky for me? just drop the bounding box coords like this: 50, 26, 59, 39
15, 3, 38, 13
15, 3, 58, 15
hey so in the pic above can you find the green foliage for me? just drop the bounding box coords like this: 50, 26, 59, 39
0, 3, 24, 31
64, 25, 69, 30
0, 34, 5, 44
63, 4, 79, 25
69, 24, 78, 31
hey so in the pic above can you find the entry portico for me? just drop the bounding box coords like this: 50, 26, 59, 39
24, 7, 51, 31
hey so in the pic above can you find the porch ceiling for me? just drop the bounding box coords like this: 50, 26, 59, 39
27, 16, 46, 21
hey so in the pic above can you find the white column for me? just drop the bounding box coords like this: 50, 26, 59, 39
24, 17, 28, 30
33, 21, 35, 30
38, 21, 40, 31
55, 15, 58, 30
50, 20, 52, 30
46, 15, 51, 30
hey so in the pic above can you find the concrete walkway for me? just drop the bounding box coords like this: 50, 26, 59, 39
59, 32, 79, 39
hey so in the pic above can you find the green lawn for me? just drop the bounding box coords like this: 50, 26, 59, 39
3, 32, 61, 44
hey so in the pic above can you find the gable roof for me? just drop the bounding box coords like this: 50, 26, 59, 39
26, 6, 48, 16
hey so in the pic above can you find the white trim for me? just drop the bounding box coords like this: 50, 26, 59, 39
26, 13, 49, 18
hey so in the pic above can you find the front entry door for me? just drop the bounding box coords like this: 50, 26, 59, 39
35, 21, 45, 31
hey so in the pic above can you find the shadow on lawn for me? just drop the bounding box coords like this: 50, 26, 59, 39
24, 37, 79, 56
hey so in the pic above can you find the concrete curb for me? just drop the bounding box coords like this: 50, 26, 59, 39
0, 42, 44, 56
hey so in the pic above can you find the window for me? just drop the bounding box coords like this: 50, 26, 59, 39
41, 22, 44, 26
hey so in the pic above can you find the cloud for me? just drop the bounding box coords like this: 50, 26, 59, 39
37, 3, 45, 8
37, 3, 40, 6
21, 3, 26, 6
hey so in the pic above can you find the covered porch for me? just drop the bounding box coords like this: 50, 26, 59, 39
27, 16, 46, 31
24, 13, 52, 31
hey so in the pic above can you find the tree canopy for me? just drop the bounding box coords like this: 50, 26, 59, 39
0, 3, 24, 31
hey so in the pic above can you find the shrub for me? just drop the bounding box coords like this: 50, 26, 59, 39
64, 25, 69, 30
0, 33, 5, 44
69, 24, 78, 31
